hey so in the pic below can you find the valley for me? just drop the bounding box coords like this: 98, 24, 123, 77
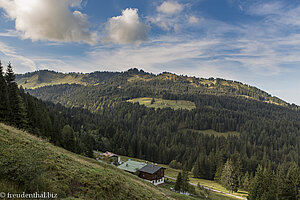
0, 66, 299, 200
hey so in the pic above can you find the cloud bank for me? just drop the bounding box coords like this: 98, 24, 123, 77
0, 0, 97, 45
103, 8, 149, 45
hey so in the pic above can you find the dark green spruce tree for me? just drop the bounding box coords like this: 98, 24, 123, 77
242, 171, 250, 191
0, 60, 9, 121
175, 172, 182, 192
61, 125, 76, 152
5, 62, 28, 128
192, 157, 200, 178
285, 163, 300, 200
248, 165, 276, 200
181, 169, 190, 193
276, 164, 290, 199
248, 165, 264, 200
220, 159, 239, 193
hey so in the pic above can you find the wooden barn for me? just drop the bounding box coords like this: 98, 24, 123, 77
139, 164, 166, 185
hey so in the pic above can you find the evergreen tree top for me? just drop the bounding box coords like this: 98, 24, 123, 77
6, 62, 16, 83
0, 60, 3, 76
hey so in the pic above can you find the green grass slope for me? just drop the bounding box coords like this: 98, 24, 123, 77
16, 70, 88, 89
16, 70, 116, 89
0, 123, 182, 200
181, 129, 240, 138
127, 97, 196, 110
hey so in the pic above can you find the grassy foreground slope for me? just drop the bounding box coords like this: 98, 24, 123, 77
0, 123, 182, 200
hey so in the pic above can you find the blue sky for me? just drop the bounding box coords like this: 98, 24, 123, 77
1, 0, 300, 105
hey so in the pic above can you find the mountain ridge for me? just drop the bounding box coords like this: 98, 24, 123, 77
16, 68, 295, 108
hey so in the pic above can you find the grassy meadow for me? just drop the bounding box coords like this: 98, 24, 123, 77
17, 73, 88, 89
127, 97, 196, 110
181, 129, 241, 138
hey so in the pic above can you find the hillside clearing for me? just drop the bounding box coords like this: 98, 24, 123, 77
127, 97, 196, 110
17, 73, 87, 89
182, 129, 240, 138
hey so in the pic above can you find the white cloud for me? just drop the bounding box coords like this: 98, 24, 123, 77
0, 29, 20, 37
148, 16, 179, 31
103, 8, 149, 45
247, 1, 300, 27
247, 1, 283, 16
157, 1, 184, 15
188, 16, 199, 24
0, 0, 97, 45
149, 1, 186, 32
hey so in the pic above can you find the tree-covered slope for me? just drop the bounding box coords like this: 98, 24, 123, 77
0, 123, 179, 200
16, 68, 293, 108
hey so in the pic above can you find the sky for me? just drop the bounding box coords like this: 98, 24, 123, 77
0, 0, 300, 105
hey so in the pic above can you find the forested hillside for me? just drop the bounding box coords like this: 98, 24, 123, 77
13, 67, 300, 199
0, 62, 94, 157
17, 68, 294, 108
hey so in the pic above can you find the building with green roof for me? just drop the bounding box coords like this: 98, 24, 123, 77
117, 160, 146, 173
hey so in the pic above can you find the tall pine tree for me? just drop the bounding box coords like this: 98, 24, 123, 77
61, 125, 76, 152
0, 60, 9, 121
248, 165, 264, 200
192, 157, 200, 178
175, 172, 182, 192
248, 165, 276, 200
220, 159, 239, 193
181, 169, 190, 193
5, 62, 28, 128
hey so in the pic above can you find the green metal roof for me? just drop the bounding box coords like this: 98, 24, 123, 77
117, 160, 146, 173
